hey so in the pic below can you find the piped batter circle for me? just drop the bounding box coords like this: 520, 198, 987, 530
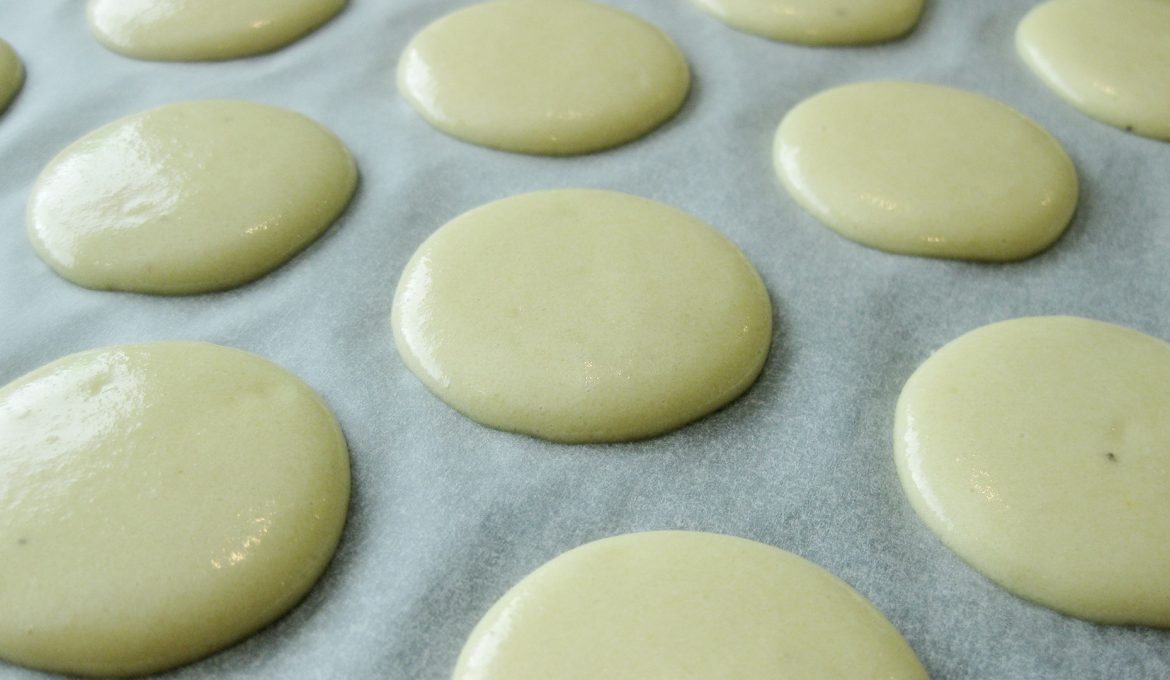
895, 316, 1170, 626
1017, 0, 1170, 141
397, 0, 690, 155
0, 38, 23, 114
87, 0, 347, 61
27, 100, 357, 295
774, 81, 1078, 261
391, 189, 772, 443
454, 531, 928, 679
690, 0, 925, 45
0, 342, 350, 676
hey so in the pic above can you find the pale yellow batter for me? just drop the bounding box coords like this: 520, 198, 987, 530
397, 0, 690, 155
27, 100, 357, 295
895, 317, 1170, 626
453, 531, 928, 679
0, 38, 22, 114
690, 0, 925, 45
391, 189, 772, 443
1017, 0, 1170, 141
0, 342, 350, 676
87, 0, 347, 61
774, 81, 1078, 261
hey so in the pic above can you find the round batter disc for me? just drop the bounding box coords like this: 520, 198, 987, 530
0, 38, 23, 114
690, 0, 925, 45
774, 81, 1078, 261
397, 0, 690, 155
391, 189, 772, 443
454, 531, 928, 679
87, 0, 347, 61
27, 100, 357, 295
1017, 0, 1170, 141
895, 316, 1170, 626
0, 342, 350, 676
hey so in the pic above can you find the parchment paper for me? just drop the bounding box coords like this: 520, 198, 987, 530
1, 2, 1168, 678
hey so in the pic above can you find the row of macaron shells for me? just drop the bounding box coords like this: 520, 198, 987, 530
3, 0, 1168, 677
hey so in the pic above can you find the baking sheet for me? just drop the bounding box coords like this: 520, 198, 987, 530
2, 1, 1169, 678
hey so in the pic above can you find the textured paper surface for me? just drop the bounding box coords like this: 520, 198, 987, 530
1, 2, 1168, 678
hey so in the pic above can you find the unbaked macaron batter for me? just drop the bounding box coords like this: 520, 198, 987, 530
87, 0, 347, 61
690, 0, 925, 45
454, 531, 928, 679
774, 81, 1078, 261
392, 189, 772, 443
27, 100, 357, 295
0, 342, 351, 676
397, 0, 690, 155
895, 316, 1170, 626
1017, 0, 1170, 141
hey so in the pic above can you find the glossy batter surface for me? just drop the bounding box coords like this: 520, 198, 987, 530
453, 531, 928, 679
392, 189, 772, 443
1017, 0, 1170, 141
0, 38, 22, 114
397, 0, 690, 155
87, 0, 347, 61
775, 81, 1078, 261
28, 100, 357, 295
690, 0, 924, 45
895, 317, 1170, 626
0, 342, 350, 676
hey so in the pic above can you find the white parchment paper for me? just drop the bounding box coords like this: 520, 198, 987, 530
1, 2, 1168, 678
